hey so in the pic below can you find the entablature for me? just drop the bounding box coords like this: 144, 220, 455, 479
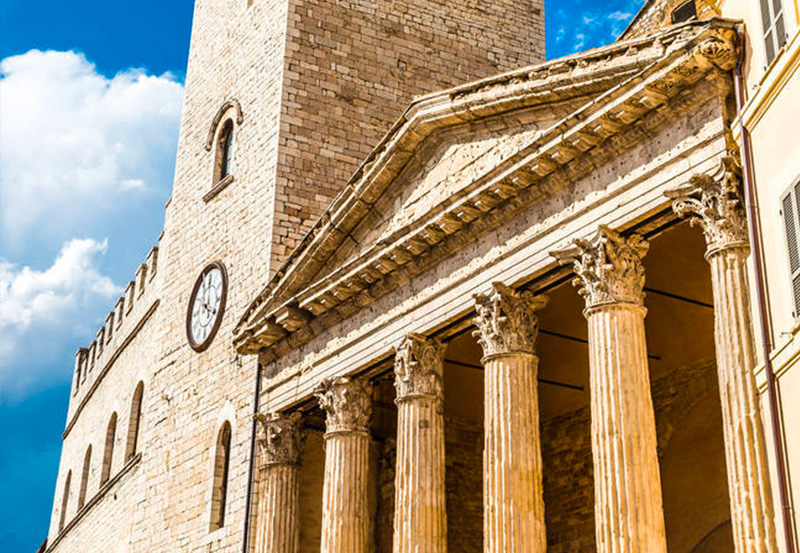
234, 20, 740, 369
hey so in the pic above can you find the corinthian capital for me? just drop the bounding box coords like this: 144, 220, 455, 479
472, 283, 548, 359
665, 157, 749, 256
314, 376, 372, 434
256, 412, 304, 466
393, 333, 445, 400
551, 226, 649, 310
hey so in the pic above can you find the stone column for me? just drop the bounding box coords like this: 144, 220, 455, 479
253, 413, 303, 553
552, 226, 668, 553
666, 158, 778, 552
392, 333, 447, 553
472, 283, 549, 553
315, 376, 373, 553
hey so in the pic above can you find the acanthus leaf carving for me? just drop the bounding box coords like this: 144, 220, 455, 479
665, 156, 749, 257
472, 283, 548, 359
255, 412, 304, 466
551, 226, 649, 310
314, 376, 372, 434
393, 333, 445, 400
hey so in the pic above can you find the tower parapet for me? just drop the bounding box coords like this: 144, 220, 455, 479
67, 245, 160, 430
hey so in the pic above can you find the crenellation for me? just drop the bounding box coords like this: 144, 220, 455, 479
146, 246, 159, 281
64, 246, 162, 427
135, 263, 147, 296
95, 328, 105, 356
114, 297, 125, 329
104, 312, 115, 343
124, 281, 135, 314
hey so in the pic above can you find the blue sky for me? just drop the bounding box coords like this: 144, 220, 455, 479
0, 0, 642, 550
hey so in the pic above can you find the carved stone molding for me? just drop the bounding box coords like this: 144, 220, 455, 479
694, 31, 737, 71
255, 412, 304, 466
314, 377, 372, 434
205, 99, 244, 151
393, 333, 445, 400
665, 157, 749, 257
551, 226, 649, 310
473, 283, 548, 359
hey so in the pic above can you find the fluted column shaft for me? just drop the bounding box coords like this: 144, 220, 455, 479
473, 283, 548, 553
553, 227, 667, 553
393, 334, 447, 553
708, 247, 777, 552
254, 413, 303, 553
586, 304, 667, 552
316, 377, 373, 553
483, 352, 546, 552
255, 465, 300, 553
667, 160, 778, 553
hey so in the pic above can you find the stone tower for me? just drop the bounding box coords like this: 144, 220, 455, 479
46, 0, 544, 551
154, 1, 544, 548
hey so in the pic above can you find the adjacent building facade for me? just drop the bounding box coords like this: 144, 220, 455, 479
44, 0, 799, 551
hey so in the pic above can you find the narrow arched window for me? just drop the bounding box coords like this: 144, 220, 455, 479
59, 470, 72, 532
125, 382, 144, 460
215, 120, 234, 184
101, 413, 117, 485
78, 445, 92, 510
210, 421, 232, 531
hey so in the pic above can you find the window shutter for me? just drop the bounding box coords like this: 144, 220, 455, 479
781, 186, 800, 318
760, 0, 787, 64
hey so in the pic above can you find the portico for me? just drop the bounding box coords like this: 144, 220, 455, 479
238, 20, 777, 553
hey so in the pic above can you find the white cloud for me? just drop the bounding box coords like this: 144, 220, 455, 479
0, 50, 183, 248
0, 238, 120, 396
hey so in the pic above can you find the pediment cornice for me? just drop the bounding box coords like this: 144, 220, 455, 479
234, 19, 739, 357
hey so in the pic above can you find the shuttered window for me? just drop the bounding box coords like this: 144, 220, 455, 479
781, 183, 800, 318
760, 0, 787, 65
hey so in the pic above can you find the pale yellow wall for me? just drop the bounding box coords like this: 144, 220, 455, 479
725, 0, 800, 544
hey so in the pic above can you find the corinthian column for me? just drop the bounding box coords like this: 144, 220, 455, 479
253, 413, 303, 553
473, 283, 548, 553
315, 377, 373, 553
666, 158, 778, 552
392, 333, 447, 553
552, 227, 667, 553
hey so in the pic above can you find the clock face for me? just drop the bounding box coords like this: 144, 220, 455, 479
186, 262, 228, 352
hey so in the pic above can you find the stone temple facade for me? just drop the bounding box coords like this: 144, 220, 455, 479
44, 0, 800, 551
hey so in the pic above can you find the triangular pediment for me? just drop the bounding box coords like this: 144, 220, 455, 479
235, 20, 738, 355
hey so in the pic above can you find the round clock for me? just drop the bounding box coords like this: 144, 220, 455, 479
186, 262, 228, 352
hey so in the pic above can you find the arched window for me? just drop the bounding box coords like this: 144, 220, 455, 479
101, 413, 117, 485
59, 470, 72, 532
78, 445, 92, 510
125, 382, 144, 460
215, 120, 234, 184
210, 421, 232, 531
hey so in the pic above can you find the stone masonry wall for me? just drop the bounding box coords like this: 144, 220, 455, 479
622, 0, 718, 40
270, 0, 546, 270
